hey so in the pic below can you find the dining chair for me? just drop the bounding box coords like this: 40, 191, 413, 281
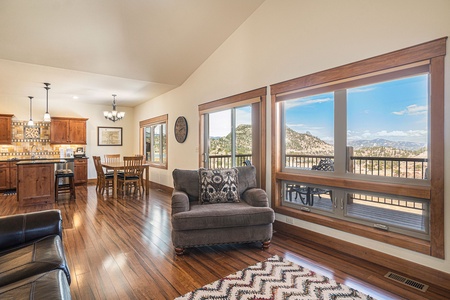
93, 156, 114, 195
118, 156, 143, 195
135, 154, 146, 191
104, 154, 121, 174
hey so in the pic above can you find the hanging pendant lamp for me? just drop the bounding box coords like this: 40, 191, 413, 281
43, 82, 51, 122
27, 96, 34, 126
103, 94, 125, 122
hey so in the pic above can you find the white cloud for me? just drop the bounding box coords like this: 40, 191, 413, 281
286, 123, 305, 129
284, 97, 332, 109
348, 87, 376, 93
348, 129, 427, 141
376, 130, 427, 137
392, 104, 427, 116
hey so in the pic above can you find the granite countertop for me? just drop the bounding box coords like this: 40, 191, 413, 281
1, 156, 88, 162
16, 159, 68, 165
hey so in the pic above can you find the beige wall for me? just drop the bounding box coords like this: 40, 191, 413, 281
133, 0, 450, 273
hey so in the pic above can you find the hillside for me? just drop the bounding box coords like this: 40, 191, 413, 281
285, 128, 333, 155
352, 146, 427, 158
209, 124, 252, 155
209, 125, 426, 159
348, 138, 425, 151
209, 125, 334, 156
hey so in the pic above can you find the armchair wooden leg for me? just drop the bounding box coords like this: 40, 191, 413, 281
175, 247, 185, 255
262, 240, 271, 249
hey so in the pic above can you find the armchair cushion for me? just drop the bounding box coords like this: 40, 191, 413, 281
199, 168, 239, 204
172, 202, 274, 231
173, 169, 199, 201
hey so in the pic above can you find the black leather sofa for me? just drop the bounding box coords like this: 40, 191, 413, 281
0, 210, 71, 299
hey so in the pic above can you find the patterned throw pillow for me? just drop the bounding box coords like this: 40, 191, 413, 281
199, 168, 239, 204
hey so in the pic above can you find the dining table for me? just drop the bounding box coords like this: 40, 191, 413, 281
101, 161, 150, 199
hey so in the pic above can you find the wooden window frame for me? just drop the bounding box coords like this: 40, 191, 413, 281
139, 114, 168, 169
270, 37, 447, 258
199, 87, 267, 189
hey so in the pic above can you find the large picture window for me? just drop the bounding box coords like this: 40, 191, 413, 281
271, 38, 446, 257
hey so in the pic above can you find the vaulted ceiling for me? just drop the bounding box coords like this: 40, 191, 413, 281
0, 0, 264, 106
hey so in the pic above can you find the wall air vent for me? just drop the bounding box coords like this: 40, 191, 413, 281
384, 272, 429, 292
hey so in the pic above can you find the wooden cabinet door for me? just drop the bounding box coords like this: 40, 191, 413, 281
0, 164, 8, 190
69, 120, 87, 144
50, 119, 69, 143
0, 115, 13, 144
17, 164, 54, 205
74, 158, 88, 184
9, 162, 17, 189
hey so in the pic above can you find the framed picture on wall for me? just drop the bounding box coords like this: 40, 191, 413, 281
98, 127, 123, 146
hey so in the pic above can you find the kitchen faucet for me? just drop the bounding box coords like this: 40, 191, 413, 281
30, 145, 37, 159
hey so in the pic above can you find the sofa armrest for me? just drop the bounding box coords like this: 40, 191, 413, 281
172, 190, 190, 215
0, 210, 62, 252
241, 188, 269, 207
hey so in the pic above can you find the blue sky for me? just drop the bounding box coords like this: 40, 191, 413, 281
209, 106, 252, 137
284, 74, 429, 145
208, 74, 428, 146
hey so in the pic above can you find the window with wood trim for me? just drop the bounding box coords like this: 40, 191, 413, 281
271, 38, 446, 257
139, 114, 168, 169
199, 88, 267, 189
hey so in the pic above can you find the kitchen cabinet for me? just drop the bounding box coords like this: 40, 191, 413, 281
9, 161, 17, 189
0, 114, 13, 144
74, 158, 88, 184
50, 117, 88, 144
0, 162, 8, 190
0, 161, 17, 191
17, 163, 55, 205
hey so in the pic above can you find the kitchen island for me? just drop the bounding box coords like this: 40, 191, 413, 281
16, 159, 67, 206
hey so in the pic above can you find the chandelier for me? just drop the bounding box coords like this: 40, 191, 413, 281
103, 94, 125, 122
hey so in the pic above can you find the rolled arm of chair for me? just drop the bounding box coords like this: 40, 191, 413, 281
241, 188, 269, 207
172, 190, 190, 215
0, 209, 62, 252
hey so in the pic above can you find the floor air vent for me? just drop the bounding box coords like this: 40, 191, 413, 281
384, 272, 429, 292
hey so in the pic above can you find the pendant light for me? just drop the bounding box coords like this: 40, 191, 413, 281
103, 94, 125, 122
43, 82, 51, 122
27, 96, 34, 126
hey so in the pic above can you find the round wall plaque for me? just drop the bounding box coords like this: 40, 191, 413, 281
174, 116, 188, 143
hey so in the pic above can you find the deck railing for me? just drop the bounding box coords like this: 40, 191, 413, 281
209, 154, 428, 179
285, 155, 334, 170
350, 192, 425, 211
208, 154, 252, 169
349, 156, 428, 179
285, 154, 428, 180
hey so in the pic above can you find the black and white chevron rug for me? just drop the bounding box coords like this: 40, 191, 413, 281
175, 255, 376, 300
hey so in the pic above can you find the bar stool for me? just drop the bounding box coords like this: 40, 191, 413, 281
55, 169, 76, 201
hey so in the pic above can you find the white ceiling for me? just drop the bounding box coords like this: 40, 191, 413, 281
0, 0, 264, 107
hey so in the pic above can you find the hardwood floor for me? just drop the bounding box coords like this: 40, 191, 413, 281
1, 184, 449, 300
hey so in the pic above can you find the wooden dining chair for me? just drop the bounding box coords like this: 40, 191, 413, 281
104, 153, 120, 162
118, 156, 143, 195
104, 154, 121, 174
93, 156, 114, 195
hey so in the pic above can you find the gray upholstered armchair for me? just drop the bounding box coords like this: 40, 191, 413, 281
171, 166, 275, 255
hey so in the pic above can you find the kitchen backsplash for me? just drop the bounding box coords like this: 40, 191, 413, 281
0, 121, 82, 159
